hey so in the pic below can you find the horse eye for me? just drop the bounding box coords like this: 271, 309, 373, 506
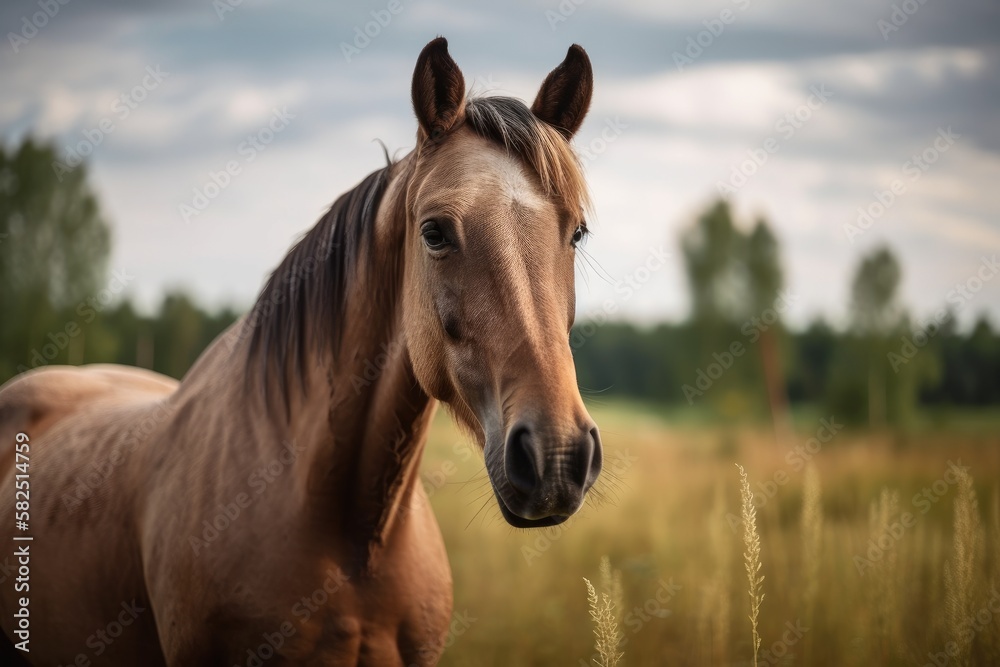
421, 223, 449, 251
571, 225, 586, 247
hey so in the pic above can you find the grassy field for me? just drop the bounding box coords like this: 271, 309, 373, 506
419, 400, 1000, 666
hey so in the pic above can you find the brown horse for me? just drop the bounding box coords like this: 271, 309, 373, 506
0, 37, 601, 666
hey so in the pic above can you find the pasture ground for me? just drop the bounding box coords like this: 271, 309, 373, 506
421, 401, 1000, 666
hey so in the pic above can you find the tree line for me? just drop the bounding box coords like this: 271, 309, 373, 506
2, 137, 997, 426
571, 202, 1000, 426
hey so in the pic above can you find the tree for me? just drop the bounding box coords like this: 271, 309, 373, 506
850, 247, 902, 337
679, 201, 790, 429
745, 219, 790, 443
153, 292, 207, 380
0, 137, 112, 381
745, 220, 782, 312
680, 200, 749, 328
788, 318, 836, 402
849, 246, 904, 428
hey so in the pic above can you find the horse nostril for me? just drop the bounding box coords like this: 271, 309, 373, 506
504, 425, 540, 496
585, 426, 603, 488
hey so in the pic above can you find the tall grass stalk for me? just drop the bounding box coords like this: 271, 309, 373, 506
944, 469, 983, 667
600, 555, 624, 627
801, 463, 822, 660
703, 482, 732, 665
869, 488, 900, 659
584, 556, 624, 667
737, 464, 764, 667
988, 487, 1000, 663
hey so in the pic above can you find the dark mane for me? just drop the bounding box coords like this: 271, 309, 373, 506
464, 96, 590, 211
245, 166, 391, 407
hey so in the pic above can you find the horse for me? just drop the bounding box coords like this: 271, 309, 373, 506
0, 37, 601, 666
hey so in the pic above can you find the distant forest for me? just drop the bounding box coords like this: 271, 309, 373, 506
3, 137, 998, 427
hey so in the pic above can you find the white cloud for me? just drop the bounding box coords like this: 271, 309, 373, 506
611, 0, 896, 37
3, 2, 998, 330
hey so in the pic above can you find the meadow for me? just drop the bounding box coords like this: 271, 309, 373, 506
420, 401, 1000, 666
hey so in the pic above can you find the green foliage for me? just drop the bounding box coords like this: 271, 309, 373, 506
745, 219, 782, 314
851, 246, 903, 336
570, 319, 1000, 418
1, 143, 997, 421
0, 137, 111, 379
681, 200, 749, 327
0, 136, 241, 384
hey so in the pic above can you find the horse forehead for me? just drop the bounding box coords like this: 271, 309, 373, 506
482, 151, 546, 212
464, 155, 562, 249
427, 133, 550, 214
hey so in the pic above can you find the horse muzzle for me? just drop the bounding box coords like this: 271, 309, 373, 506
485, 418, 602, 528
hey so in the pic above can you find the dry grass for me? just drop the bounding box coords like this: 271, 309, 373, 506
801, 462, 822, 662
583, 556, 624, 667
699, 482, 731, 665
869, 487, 901, 659
801, 463, 822, 612
944, 468, 984, 667
989, 487, 1000, 665
419, 402, 1000, 666
736, 464, 765, 667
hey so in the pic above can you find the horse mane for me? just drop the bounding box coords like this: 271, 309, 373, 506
245, 166, 392, 409
464, 96, 591, 212
245, 96, 588, 412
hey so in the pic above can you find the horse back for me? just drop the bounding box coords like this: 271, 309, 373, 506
0, 364, 178, 451
0, 365, 178, 664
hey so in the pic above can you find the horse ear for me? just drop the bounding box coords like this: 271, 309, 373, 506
412, 37, 466, 140
531, 44, 593, 139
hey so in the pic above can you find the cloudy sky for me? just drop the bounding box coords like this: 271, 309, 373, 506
3, 0, 998, 330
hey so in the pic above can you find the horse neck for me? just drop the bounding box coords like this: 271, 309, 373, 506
288, 156, 434, 565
